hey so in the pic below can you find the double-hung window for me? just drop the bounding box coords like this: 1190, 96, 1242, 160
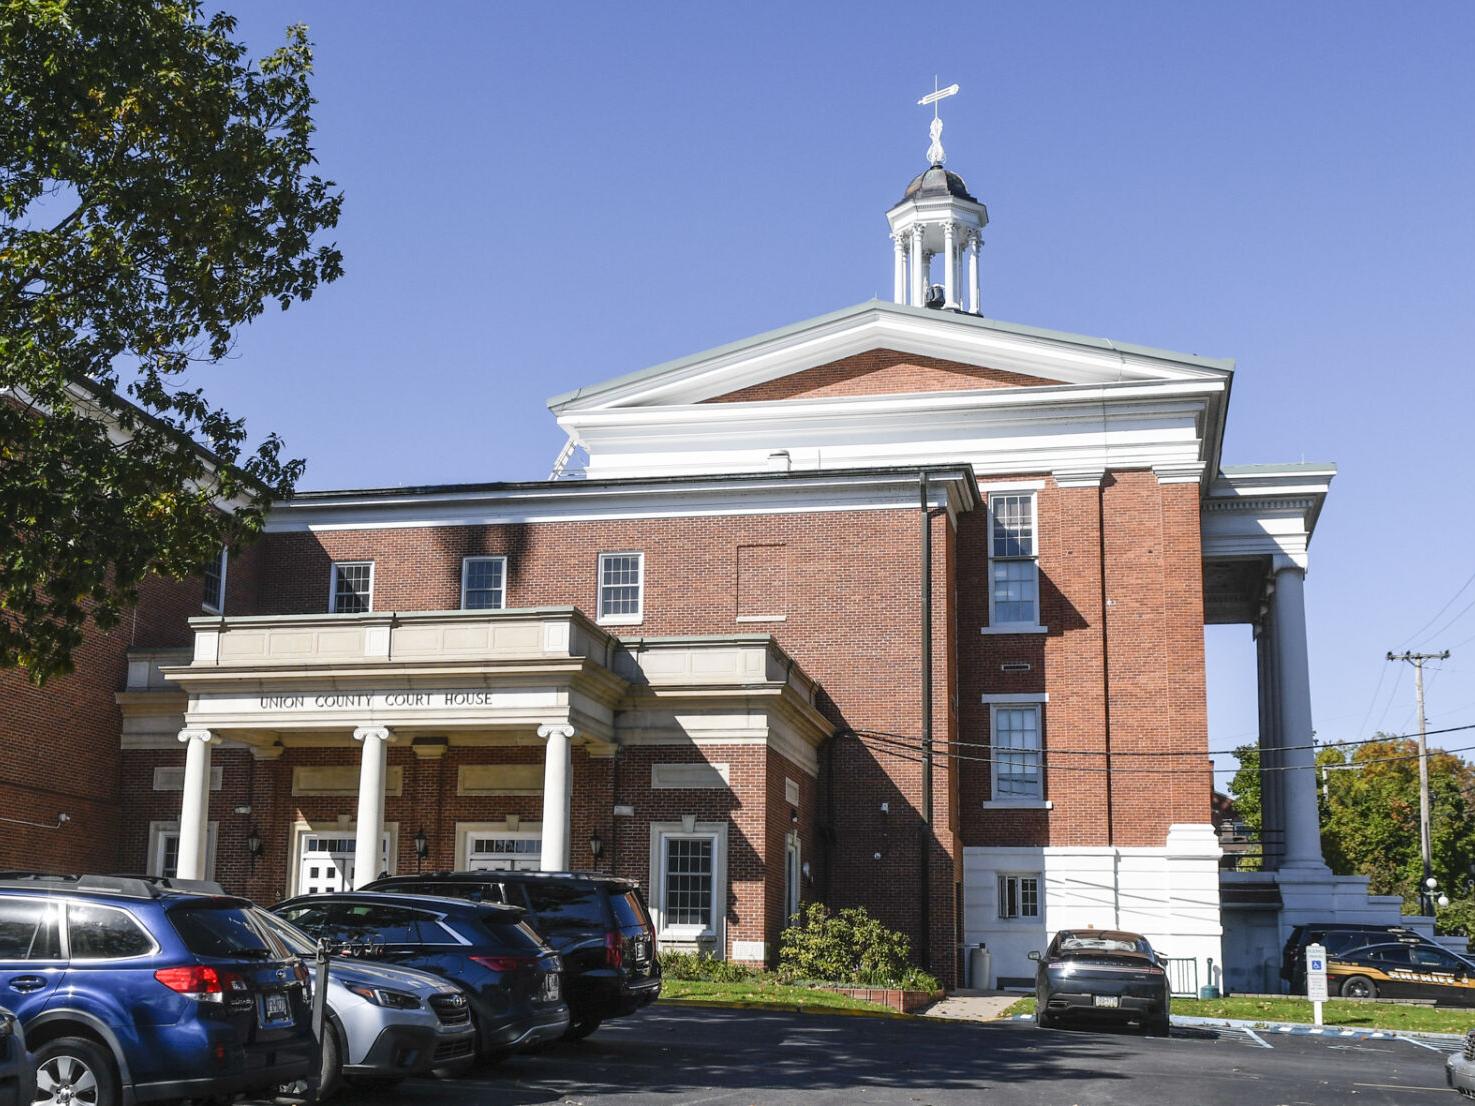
991, 702, 1043, 800
329, 561, 374, 613
998, 873, 1040, 920
461, 556, 507, 610
598, 552, 644, 624
663, 835, 715, 930
987, 492, 1040, 630
201, 548, 228, 613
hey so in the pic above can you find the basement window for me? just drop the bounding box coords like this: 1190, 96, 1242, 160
998, 874, 1040, 920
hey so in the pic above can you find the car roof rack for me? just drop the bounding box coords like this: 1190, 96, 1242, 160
378, 869, 642, 889
0, 872, 164, 899
109, 873, 229, 897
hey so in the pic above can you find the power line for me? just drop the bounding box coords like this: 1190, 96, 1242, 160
1421, 592, 1475, 648
847, 728, 1475, 777
845, 718, 1475, 761
1398, 567, 1475, 649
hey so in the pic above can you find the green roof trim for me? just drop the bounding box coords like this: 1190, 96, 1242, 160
547, 299, 1235, 411
1219, 463, 1338, 476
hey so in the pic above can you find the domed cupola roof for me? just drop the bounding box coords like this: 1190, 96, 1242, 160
901, 165, 977, 204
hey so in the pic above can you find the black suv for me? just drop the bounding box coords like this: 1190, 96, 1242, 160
1282, 923, 1437, 992
365, 871, 661, 1039
271, 891, 568, 1060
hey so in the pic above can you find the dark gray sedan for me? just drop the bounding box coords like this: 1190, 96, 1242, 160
1030, 929, 1171, 1034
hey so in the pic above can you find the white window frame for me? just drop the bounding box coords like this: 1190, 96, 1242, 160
648, 821, 727, 953
460, 555, 508, 611
457, 823, 543, 871
146, 820, 218, 881
201, 548, 228, 614
286, 821, 397, 897
983, 491, 1046, 634
597, 551, 645, 626
328, 561, 375, 613
986, 697, 1046, 805
784, 832, 801, 923
997, 872, 1041, 920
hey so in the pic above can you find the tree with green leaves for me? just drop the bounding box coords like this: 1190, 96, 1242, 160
1, 0, 342, 682
1231, 737, 1475, 935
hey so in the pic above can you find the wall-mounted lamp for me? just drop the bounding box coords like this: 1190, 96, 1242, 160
588, 830, 604, 861
414, 828, 429, 860
789, 807, 799, 826
245, 826, 263, 861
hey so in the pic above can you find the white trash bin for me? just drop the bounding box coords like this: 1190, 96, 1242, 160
969, 943, 991, 990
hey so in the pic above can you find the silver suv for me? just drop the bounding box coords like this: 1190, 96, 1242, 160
252, 909, 475, 1096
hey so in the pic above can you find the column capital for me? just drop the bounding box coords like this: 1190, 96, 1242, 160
353, 725, 393, 744
177, 727, 217, 746
536, 723, 576, 741
1271, 553, 1308, 576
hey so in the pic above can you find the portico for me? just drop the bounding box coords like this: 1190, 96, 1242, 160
135, 606, 831, 938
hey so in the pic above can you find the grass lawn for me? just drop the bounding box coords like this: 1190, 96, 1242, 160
999, 994, 1475, 1034
659, 978, 900, 1014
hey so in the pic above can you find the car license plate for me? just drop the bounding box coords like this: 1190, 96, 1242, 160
262, 990, 293, 1026
541, 974, 560, 1002
1093, 995, 1120, 1009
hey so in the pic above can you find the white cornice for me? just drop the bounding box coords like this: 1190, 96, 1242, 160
557, 304, 1231, 412
265, 467, 979, 533
1200, 465, 1336, 569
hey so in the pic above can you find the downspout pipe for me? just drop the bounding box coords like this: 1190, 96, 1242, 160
919, 471, 935, 975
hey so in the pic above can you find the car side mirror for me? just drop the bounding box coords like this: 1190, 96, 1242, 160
1028, 950, 1042, 961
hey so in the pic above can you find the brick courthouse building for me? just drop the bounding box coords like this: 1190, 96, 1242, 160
3, 140, 1350, 991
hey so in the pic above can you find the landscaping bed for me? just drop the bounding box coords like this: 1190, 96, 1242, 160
660, 978, 901, 1014
1000, 994, 1475, 1034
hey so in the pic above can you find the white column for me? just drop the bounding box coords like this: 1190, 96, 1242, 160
176, 728, 217, 881
943, 223, 957, 308
967, 235, 981, 314
537, 723, 574, 871
909, 225, 926, 307
352, 726, 393, 888
1270, 560, 1326, 870
892, 233, 906, 304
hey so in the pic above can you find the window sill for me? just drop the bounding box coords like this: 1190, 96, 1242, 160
735, 614, 787, 623
980, 625, 1048, 636
597, 615, 644, 627
982, 800, 1053, 810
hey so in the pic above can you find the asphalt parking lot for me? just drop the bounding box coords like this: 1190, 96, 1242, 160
327, 1005, 1456, 1106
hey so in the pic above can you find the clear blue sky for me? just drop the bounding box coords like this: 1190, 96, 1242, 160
208, 1, 1475, 780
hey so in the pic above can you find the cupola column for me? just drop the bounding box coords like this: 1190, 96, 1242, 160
968, 234, 981, 314
892, 234, 907, 304
909, 225, 926, 307
943, 223, 958, 308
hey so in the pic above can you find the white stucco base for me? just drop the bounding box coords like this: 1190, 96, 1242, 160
1220, 867, 1433, 994
962, 824, 1224, 992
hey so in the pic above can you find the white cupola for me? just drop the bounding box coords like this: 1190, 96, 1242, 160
886, 87, 988, 313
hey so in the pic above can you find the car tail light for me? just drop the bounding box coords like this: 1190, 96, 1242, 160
469, 954, 534, 973
155, 965, 244, 1002
605, 930, 623, 970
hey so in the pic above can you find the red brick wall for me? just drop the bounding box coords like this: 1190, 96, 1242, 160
704, 349, 1061, 402
957, 473, 1211, 851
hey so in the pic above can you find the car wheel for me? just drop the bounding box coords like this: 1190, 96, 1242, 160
1034, 1007, 1058, 1029
277, 1020, 341, 1102
1340, 974, 1378, 1000
32, 1036, 120, 1106
563, 1016, 603, 1041
1144, 1015, 1171, 1036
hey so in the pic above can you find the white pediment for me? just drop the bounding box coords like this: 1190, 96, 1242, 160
548, 300, 1233, 413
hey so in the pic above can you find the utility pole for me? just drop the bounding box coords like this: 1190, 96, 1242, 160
1387, 649, 1451, 915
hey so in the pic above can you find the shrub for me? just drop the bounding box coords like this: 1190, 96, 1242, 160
777, 903, 939, 989
658, 950, 759, 982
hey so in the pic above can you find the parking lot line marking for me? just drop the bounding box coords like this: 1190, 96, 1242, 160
1352, 1083, 1451, 1093
1241, 1028, 1273, 1049
1399, 1036, 1442, 1052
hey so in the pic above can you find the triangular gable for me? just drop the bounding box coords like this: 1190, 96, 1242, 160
703, 348, 1062, 403
548, 300, 1233, 413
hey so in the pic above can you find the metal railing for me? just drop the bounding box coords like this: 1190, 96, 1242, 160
1163, 957, 1200, 999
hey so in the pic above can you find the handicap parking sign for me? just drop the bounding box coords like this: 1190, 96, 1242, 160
1310, 958, 1323, 971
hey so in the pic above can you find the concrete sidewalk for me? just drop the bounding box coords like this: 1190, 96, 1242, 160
920, 989, 1022, 1022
